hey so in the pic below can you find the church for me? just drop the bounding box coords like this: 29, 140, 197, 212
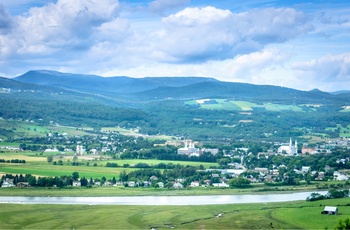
278, 138, 298, 155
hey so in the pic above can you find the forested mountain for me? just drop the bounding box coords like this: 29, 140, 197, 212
15, 70, 217, 94
11, 70, 350, 106
1, 70, 349, 142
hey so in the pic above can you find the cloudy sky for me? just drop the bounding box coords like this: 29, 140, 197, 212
0, 0, 349, 91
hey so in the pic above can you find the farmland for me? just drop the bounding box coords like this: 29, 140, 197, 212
185, 99, 306, 112
0, 198, 349, 229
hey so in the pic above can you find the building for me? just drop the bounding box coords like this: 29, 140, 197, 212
72, 181, 81, 187
278, 138, 298, 155
177, 140, 218, 156
76, 145, 84, 155
322, 206, 338, 215
177, 140, 200, 156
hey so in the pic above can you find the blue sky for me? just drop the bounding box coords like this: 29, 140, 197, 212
0, 0, 349, 91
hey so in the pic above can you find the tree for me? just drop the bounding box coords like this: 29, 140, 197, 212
228, 177, 251, 188
335, 217, 350, 230
72, 171, 79, 181
28, 176, 37, 186
47, 155, 53, 163
73, 156, 78, 162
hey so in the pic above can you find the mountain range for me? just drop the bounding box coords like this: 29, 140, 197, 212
0, 70, 348, 107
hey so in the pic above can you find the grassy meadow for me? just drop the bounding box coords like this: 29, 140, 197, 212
185, 99, 306, 112
0, 150, 218, 181
0, 198, 349, 229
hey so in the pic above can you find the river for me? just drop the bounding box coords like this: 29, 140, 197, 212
0, 191, 327, 205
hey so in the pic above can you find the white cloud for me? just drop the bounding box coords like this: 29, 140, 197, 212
292, 53, 350, 84
1, 0, 121, 56
154, 6, 313, 63
291, 52, 350, 91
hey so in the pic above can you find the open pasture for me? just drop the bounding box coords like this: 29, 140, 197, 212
185, 99, 307, 112
0, 198, 349, 229
0, 163, 133, 179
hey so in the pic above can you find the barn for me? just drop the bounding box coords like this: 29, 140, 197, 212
321, 206, 338, 215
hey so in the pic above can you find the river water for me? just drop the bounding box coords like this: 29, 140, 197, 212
0, 191, 327, 205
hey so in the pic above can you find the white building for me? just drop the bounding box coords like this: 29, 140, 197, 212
177, 140, 199, 156
76, 145, 84, 155
278, 138, 298, 155
177, 140, 218, 156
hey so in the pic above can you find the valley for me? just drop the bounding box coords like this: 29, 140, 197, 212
1, 70, 350, 229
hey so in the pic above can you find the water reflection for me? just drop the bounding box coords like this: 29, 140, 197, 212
0, 191, 327, 205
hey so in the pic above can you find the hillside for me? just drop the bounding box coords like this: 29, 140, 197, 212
15, 70, 218, 94
12, 70, 349, 106
0, 70, 349, 141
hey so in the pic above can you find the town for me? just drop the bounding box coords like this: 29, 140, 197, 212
1, 126, 350, 190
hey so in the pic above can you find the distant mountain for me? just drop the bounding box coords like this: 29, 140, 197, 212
330, 90, 350, 95
14, 70, 218, 94
134, 81, 342, 104
6, 70, 350, 106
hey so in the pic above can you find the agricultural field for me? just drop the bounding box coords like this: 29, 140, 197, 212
185, 99, 305, 112
0, 119, 93, 140
101, 126, 174, 140
0, 151, 219, 180
0, 198, 349, 229
326, 124, 350, 138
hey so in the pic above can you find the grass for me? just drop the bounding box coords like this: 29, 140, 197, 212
185, 99, 307, 112
0, 151, 218, 179
101, 126, 174, 140
0, 198, 349, 229
0, 163, 135, 179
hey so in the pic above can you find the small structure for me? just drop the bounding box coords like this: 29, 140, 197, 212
72, 181, 81, 187
322, 206, 338, 215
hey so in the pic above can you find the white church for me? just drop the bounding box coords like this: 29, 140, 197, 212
278, 138, 298, 155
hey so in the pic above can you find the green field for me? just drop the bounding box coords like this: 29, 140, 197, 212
0, 198, 349, 229
101, 126, 174, 140
185, 99, 306, 112
0, 151, 219, 180
0, 119, 93, 140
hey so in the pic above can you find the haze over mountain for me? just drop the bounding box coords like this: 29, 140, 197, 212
15, 70, 218, 94
5, 70, 348, 106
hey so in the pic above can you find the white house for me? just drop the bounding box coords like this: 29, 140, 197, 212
322, 206, 338, 215
190, 181, 200, 187
72, 181, 81, 187
173, 182, 183, 189
1, 180, 15, 188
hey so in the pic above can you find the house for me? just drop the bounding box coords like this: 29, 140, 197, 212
190, 181, 200, 187
94, 181, 101, 186
212, 182, 229, 188
322, 206, 338, 215
113, 181, 123, 187
128, 181, 135, 187
143, 181, 150, 187
17, 182, 29, 187
157, 182, 164, 188
1, 180, 15, 188
72, 181, 81, 187
301, 166, 310, 173
173, 182, 183, 189
150, 175, 158, 181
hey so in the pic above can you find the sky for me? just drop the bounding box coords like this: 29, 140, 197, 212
0, 0, 349, 92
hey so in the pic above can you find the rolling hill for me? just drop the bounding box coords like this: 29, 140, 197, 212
11, 70, 350, 106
